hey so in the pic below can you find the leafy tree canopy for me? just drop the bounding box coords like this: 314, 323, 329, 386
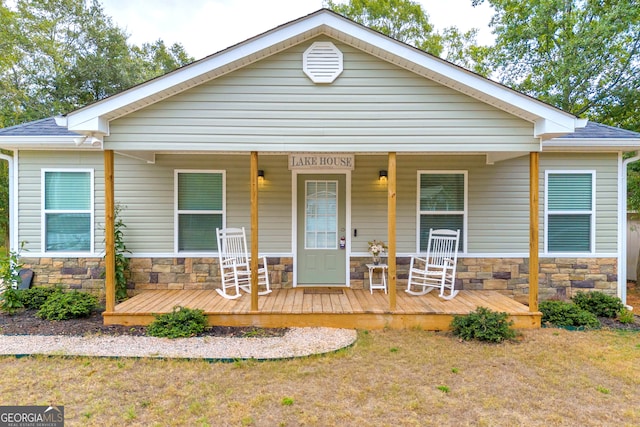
324, 0, 492, 75
0, 0, 193, 128
473, 0, 640, 130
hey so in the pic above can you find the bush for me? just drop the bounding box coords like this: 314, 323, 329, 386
539, 300, 600, 329
36, 290, 98, 320
450, 306, 516, 343
572, 291, 624, 318
617, 307, 635, 324
18, 287, 59, 310
146, 306, 207, 338
0, 288, 23, 313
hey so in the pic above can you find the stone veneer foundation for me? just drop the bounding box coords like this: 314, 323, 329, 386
21, 256, 617, 304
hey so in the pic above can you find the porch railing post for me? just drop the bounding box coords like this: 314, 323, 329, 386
104, 149, 116, 313
250, 151, 259, 311
529, 152, 539, 312
388, 152, 397, 311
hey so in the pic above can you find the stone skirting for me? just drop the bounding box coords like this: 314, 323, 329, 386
21, 256, 617, 303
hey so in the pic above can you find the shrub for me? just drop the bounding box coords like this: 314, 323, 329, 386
617, 307, 635, 324
539, 300, 600, 329
36, 290, 98, 320
18, 287, 59, 310
146, 306, 207, 338
450, 306, 516, 343
0, 288, 23, 313
572, 291, 624, 318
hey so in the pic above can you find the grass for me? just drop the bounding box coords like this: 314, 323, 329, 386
0, 328, 638, 426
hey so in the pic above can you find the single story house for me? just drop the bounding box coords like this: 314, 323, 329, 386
1, 9, 639, 328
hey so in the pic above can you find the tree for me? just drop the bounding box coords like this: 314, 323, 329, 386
473, 0, 640, 121
324, 0, 491, 75
0, 0, 194, 248
0, 0, 194, 127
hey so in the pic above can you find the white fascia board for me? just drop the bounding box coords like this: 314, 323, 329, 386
67, 116, 110, 135
543, 138, 640, 151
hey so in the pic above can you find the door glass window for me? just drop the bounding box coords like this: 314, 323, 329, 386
305, 180, 337, 249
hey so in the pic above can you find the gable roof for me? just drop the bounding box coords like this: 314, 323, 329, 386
1, 8, 638, 154
57, 8, 582, 140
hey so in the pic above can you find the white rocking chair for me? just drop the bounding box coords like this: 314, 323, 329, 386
406, 228, 460, 300
216, 227, 271, 299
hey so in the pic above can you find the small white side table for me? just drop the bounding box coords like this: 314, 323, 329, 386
366, 263, 388, 294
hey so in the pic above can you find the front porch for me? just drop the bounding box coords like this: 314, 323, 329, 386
103, 288, 541, 330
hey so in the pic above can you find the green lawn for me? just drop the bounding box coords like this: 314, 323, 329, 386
1, 328, 638, 426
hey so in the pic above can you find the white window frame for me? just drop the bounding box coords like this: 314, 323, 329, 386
174, 169, 226, 253
416, 170, 468, 253
304, 179, 339, 250
41, 168, 95, 253
544, 170, 596, 254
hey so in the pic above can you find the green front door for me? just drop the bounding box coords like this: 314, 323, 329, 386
297, 174, 347, 285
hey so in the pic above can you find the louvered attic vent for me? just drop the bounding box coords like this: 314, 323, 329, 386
303, 42, 343, 84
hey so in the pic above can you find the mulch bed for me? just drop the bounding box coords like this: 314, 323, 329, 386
0, 309, 287, 338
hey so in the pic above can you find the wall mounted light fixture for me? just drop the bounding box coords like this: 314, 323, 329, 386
258, 169, 265, 179
379, 170, 388, 180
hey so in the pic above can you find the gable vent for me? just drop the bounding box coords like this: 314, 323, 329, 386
303, 42, 343, 84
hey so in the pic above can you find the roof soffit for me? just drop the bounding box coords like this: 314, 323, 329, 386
66, 10, 578, 137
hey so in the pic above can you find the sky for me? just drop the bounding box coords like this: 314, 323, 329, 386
99, 0, 496, 60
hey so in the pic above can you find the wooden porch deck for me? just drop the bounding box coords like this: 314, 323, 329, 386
104, 288, 541, 330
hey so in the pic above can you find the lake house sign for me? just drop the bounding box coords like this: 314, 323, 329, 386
288, 154, 355, 170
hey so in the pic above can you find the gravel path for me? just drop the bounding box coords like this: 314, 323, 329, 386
0, 327, 357, 360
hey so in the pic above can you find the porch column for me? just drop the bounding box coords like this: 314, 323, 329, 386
250, 151, 259, 312
529, 152, 539, 312
104, 150, 116, 313
388, 152, 397, 311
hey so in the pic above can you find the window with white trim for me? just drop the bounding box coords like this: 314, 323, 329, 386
418, 172, 466, 252
42, 170, 93, 252
176, 171, 224, 251
545, 171, 594, 252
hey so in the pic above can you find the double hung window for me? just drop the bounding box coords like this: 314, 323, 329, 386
546, 171, 594, 253
176, 171, 224, 251
418, 172, 466, 252
42, 170, 93, 252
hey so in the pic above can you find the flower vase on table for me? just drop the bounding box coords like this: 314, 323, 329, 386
368, 239, 387, 266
